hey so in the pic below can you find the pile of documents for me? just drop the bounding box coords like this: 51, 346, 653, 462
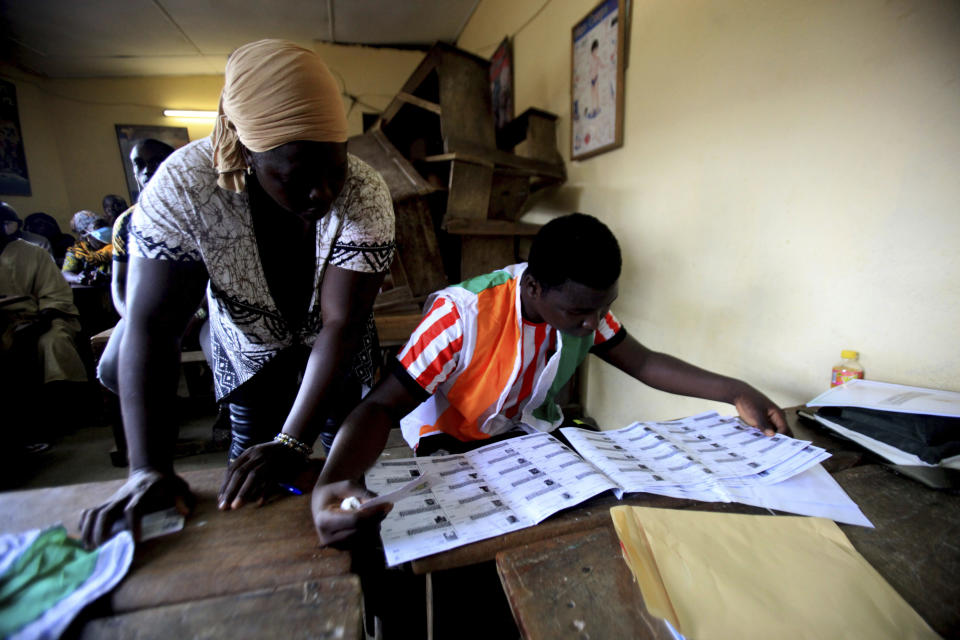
560, 412, 830, 501
365, 412, 870, 565
611, 506, 939, 640
805, 379, 960, 470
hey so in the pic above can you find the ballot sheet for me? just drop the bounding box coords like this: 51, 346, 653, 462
367, 413, 862, 566
366, 433, 619, 566
559, 412, 831, 500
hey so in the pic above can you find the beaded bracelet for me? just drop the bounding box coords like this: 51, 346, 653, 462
274, 432, 313, 458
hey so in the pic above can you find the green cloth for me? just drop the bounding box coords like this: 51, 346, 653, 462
454, 269, 512, 294
531, 331, 593, 424
0, 528, 99, 637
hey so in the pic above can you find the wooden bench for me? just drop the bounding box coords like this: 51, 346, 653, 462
90, 326, 206, 365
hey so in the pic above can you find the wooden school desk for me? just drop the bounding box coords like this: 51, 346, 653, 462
493, 411, 960, 639
0, 468, 362, 638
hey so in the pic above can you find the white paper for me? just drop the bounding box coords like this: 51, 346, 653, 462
560, 413, 830, 501
722, 464, 873, 527
807, 379, 960, 418
367, 413, 873, 565
139, 508, 185, 541
361, 474, 438, 510
366, 433, 620, 566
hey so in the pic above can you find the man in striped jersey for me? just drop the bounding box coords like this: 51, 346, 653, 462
312, 213, 787, 544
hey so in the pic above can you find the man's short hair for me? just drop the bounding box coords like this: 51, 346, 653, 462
526, 213, 621, 291
131, 138, 175, 157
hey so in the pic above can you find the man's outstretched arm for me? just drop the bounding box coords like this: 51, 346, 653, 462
596, 333, 788, 435
312, 372, 424, 545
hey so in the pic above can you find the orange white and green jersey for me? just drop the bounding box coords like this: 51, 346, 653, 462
393, 263, 625, 448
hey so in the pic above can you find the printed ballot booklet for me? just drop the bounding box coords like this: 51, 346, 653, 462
365, 412, 841, 566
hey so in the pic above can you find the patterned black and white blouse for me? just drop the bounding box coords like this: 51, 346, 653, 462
129, 137, 395, 399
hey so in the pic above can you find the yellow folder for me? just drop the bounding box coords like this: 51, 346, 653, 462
610, 506, 939, 640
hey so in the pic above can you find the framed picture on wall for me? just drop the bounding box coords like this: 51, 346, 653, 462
115, 124, 190, 203
489, 37, 514, 131
0, 79, 31, 196
571, 0, 627, 160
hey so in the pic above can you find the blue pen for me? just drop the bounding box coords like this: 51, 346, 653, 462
277, 483, 303, 496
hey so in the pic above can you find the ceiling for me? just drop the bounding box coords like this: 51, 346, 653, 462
0, 0, 480, 78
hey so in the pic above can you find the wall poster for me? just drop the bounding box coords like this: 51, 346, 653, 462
490, 37, 514, 131
571, 0, 627, 160
0, 79, 31, 196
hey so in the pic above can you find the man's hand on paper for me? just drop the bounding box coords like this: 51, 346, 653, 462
79, 468, 195, 549
733, 386, 789, 436
312, 479, 392, 547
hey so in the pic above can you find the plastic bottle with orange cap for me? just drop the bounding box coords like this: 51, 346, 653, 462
830, 349, 864, 387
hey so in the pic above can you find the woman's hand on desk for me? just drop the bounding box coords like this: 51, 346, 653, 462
312, 480, 392, 547
732, 386, 790, 436
79, 468, 195, 549
218, 441, 307, 510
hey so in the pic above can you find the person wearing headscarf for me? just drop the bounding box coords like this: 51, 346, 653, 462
80, 40, 395, 548
69, 210, 101, 236
62, 212, 113, 286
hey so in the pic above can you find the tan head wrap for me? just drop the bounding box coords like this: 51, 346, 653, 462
212, 39, 348, 193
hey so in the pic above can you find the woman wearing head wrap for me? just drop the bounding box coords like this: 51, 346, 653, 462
69, 210, 101, 236
79, 40, 395, 548
61, 214, 114, 286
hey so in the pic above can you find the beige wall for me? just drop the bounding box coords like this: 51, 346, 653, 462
312, 42, 424, 137
1, 65, 72, 224
0, 43, 423, 229
460, 0, 960, 427
0, 66, 223, 228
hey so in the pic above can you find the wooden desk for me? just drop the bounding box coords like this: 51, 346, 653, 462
494, 422, 960, 639
0, 468, 358, 636
79, 578, 362, 640
497, 526, 668, 640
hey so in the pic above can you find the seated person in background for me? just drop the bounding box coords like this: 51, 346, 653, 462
101, 194, 128, 224
0, 208, 87, 450
0, 203, 53, 257
98, 138, 178, 395
61, 212, 113, 286
79, 39, 395, 549
69, 209, 99, 237
23, 212, 72, 267
312, 213, 788, 545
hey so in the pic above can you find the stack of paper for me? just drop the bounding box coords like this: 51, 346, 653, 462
365, 413, 871, 565
610, 506, 938, 640
365, 433, 621, 565
806, 380, 960, 469
560, 412, 831, 502
808, 379, 960, 418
